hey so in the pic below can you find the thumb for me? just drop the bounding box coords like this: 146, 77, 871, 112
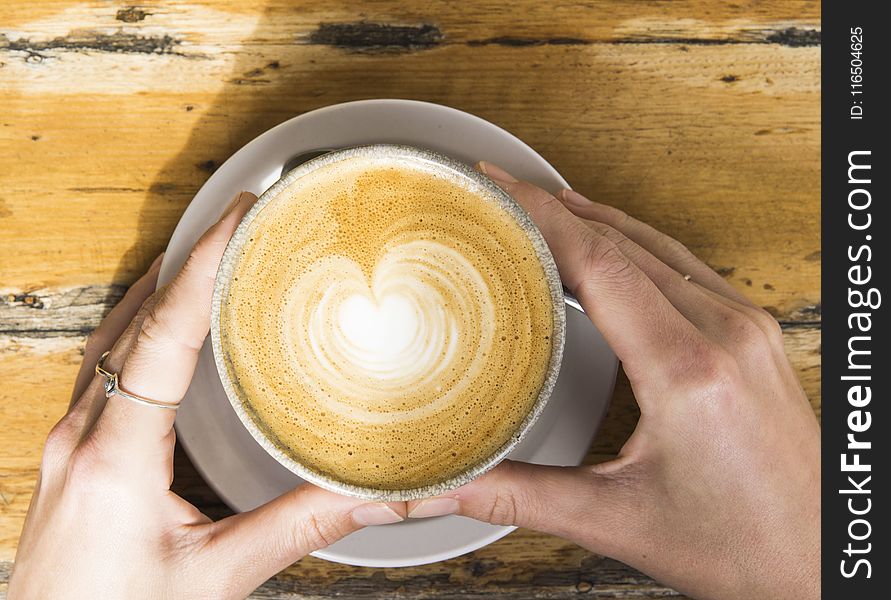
199, 484, 405, 595
406, 460, 635, 552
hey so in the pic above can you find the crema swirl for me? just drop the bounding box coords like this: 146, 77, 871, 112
218, 153, 556, 491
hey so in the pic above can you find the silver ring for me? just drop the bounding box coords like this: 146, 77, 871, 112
95, 351, 180, 410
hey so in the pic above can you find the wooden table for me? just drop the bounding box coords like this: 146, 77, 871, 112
0, 1, 820, 597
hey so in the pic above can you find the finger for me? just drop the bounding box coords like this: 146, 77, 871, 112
692, 279, 788, 359
199, 485, 404, 597
551, 190, 789, 372
90, 192, 258, 456
557, 189, 754, 306
577, 220, 760, 348
72, 302, 179, 492
71, 253, 164, 407
50, 289, 166, 461
406, 460, 636, 559
66, 290, 164, 440
478, 161, 707, 380
547, 199, 786, 361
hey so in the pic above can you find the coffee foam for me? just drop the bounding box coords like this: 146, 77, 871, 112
220, 155, 554, 490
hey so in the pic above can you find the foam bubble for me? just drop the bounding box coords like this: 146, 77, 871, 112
220, 155, 554, 490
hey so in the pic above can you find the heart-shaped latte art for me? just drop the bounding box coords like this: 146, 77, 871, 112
283, 240, 495, 424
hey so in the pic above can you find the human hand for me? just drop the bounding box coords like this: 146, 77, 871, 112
406, 163, 820, 600
9, 192, 405, 600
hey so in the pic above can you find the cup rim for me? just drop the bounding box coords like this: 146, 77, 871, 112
210, 143, 566, 501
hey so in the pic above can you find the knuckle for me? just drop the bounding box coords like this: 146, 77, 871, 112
753, 307, 785, 344
293, 512, 345, 554
129, 311, 166, 361
607, 206, 633, 229
136, 302, 176, 349
509, 182, 566, 223
599, 225, 642, 259
184, 235, 225, 282
125, 291, 163, 340
137, 290, 161, 318
41, 421, 75, 473
486, 488, 520, 526
138, 306, 165, 341
528, 186, 563, 214
725, 311, 776, 362
130, 284, 206, 357
580, 234, 635, 283
83, 329, 107, 354
675, 341, 739, 393
591, 222, 630, 248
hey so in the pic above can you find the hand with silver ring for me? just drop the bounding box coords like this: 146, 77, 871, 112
95, 350, 180, 409
9, 192, 407, 599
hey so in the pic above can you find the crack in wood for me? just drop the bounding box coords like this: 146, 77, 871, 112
302, 23, 819, 52
467, 36, 589, 47
0, 327, 95, 338
613, 27, 820, 47
115, 7, 149, 23
0, 31, 199, 61
765, 27, 821, 47
306, 22, 443, 53
767, 303, 821, 324
68, 186, 146, 193
779, 321, 821, 330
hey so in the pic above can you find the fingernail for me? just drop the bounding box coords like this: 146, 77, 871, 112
221, 191, 247, 219
407, 497, 460, 519
560, 189, 590, 207
478, 161, 518, 183
351, 503, 404, 526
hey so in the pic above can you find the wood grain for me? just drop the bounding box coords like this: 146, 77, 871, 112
0, 0, 820, 597
0, 326, 819, 599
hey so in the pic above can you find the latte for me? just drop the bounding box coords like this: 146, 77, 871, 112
216, 149, 559, 492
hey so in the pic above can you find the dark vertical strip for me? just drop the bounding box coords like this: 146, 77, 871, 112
822, 0, 888, 595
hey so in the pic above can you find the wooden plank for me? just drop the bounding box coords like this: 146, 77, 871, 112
1, 2, 819, 315
0, 286, 125, 336
0, 1, 821, 44
0, 46, 820, 320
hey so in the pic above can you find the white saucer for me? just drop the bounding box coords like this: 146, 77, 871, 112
159, 99, 618, 567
